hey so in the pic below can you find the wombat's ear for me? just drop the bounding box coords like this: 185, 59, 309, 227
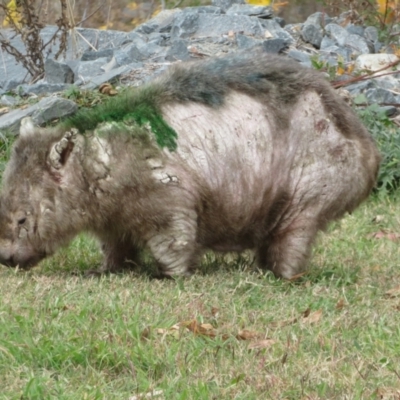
48, 128, 78, 170
19, 117, 36, 137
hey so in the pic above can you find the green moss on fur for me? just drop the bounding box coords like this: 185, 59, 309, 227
62, 85, 178, 151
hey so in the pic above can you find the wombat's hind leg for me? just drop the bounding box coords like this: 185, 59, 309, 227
257, 219, 318, 279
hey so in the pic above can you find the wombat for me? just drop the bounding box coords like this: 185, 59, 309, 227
0, 51, 380, 278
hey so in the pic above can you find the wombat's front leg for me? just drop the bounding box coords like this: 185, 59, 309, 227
88, 236, 141, 275
147, 211, 201, 277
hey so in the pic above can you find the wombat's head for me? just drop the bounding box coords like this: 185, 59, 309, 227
0, 118, 83, 269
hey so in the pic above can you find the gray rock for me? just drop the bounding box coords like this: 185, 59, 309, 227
183, 6, 221, 14
346, 24, 365, 37
17, 83, 70, 96
135, 9, 182, 34
346, 80, 376, 94
355, 53, 399, 71
380, 105, 398, 117
325, 23, 348, 46
274, 17, 285, 27
287, 49, 312, 67
171, 12, 199, 39
236, 34, 262, 49
344, 34, 371, 55
45, 59, 74, 84
31, 97, 78, 125
0, 96, 77, 133
166, 39, 190, 61
80, 49, 115, 62
75, 57, 109, 82
263, 38, 287, 53
260, 19, 294, 43
304, 12, 332, 28
301, 24, 323, 48
226, 4, 273, 18
1, 79, 22, 92
81, 64, 132, 90
211, 0, 245, 13
320, 36, 336, 49
364, 26, 379, 43
0, 95, 18, 106
365, 88, 398, 104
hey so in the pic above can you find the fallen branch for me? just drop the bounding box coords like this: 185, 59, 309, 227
332, 58, 400, 89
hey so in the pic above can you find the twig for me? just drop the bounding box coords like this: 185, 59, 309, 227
332, 58, 400, 88
76, 4, 103, 26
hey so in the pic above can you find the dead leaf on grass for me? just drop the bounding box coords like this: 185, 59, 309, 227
140, 326, 151, 341
369, 230, 400, 241
181, 319, 217, 338
385, 285, 400, 298
302, 309, 322, 324
288, 272, 307, 281
236, 329, 261, 341
336, 298, 345, 310
248, 339, 276, 350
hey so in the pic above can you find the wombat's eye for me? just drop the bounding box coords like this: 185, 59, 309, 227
17, 217, 26, 226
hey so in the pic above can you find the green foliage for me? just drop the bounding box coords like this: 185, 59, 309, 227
63, 85, 178, 151
355, 94, 400, 194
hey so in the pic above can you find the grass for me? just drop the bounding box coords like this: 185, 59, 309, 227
0, 195, 400, 399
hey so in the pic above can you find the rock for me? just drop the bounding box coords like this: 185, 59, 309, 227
134, 9, 182, 34
75, 57, 110, 82
355, 54, 399, 71
0, 96, 77, 133
344, 34, 371, 55
165, 39, 190, 61
236, 34, 262, 49
304, 12, 332, 27
365, 88, 399, 104
170, 12, 199, 39
31, 97, 78, 125
287, 49, 312, 67
261, 19, 294, 43
263, 38, 287, 53
45, 59, 75, 84
184, 6, 221, 14
17, 83, 70, 96
81, 64, 132, 90
0, 95, 17, 106
211, 0, 244, 12
226, 4, 273, 18
80, 49, 115, 62
325, 23, 348, 46
346, 24, 365, 37
301, 23, 323, 48
364, 26, 379, 43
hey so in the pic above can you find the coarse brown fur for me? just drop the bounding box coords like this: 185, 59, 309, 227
0, 51, 380, 279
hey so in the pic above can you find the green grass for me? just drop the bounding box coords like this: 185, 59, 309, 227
1, 195, 400, 399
